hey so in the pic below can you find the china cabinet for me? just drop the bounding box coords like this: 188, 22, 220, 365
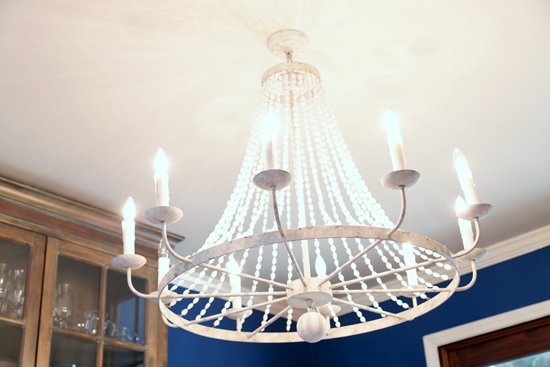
0, 176, 183, 367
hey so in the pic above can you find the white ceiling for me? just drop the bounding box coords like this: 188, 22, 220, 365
1, 0, 549, 259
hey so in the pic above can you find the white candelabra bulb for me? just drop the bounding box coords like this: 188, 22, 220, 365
382, 110, 400, 135
123, 197, 136, 220
315, 254, 327, 278
453, 148, 470, 175
227, 258, 242, 274
154, 148, 169, 173
455, 195, 467, 214
261, 111, 279, 143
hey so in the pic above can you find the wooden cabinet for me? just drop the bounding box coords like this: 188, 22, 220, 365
0, 177, 183, 367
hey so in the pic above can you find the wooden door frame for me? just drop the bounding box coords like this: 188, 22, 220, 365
423, 300, 550, 367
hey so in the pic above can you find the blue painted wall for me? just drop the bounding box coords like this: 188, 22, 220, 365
169, 247, 550, 367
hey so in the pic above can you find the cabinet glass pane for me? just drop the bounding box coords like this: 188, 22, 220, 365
0, 240, 29, 319
105, 270, 145, 345
50, 333, 96, 367
0, 323, 22, 366
103, 346, 144, 367
55, 256, 101, 333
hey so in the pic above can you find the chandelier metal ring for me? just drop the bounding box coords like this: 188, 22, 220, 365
156, 226, 460, 343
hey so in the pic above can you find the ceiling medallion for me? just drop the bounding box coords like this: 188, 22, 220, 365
112, 29, 493, 343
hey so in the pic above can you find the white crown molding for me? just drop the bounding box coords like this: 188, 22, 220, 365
423, 300, 550, 367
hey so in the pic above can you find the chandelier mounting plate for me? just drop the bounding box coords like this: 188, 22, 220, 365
267, 29, 309, 59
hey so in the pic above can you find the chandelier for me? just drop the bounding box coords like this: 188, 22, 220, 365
111, 30, 493, 343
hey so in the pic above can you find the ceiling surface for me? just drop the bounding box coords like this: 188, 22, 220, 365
1, 0, 549, 259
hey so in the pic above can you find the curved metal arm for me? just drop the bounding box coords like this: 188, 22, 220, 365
319, 185, 408, 286
456, 260, 477, 291
161, 221, 193, 263
272, 186, 307, 286
387, 186, 407, 238
126, 268, 158, 300
452, 218, 481, 259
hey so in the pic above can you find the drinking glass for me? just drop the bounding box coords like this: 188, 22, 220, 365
7, 269, 26, 319
0, 263, 9, 315
55, 283, 74, 329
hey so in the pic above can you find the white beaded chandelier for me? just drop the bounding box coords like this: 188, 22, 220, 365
112, 29, 493, 343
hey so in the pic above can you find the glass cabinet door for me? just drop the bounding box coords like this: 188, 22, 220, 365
37, 238, 158, 367
0, 222, 46, 367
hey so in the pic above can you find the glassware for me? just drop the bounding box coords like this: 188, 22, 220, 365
84, 311, 99, 335
0, 263, 9, 315
7, 269, 26, 319
54, 283, 74, 329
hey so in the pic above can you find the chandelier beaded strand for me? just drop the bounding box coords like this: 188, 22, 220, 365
111, 29, 493, 343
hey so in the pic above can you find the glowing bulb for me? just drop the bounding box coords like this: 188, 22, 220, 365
455, 196, 467, 215
382, 110, 406, 171
123, 196, 136, 220
154, 148, 169, 173
315, 254, 327, 278
382, 110, 400, 135
154, 148, 170, 206
453, 149, 469, 175
227, 258, 242, 274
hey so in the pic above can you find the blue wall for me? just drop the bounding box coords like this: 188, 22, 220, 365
169, 247, 550, 367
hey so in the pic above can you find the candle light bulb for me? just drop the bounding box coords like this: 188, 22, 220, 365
455, 195, 467, 215
382, 110, 406, 171
154, 148, 170, 206
154, 148, 169, 173
315, 254, 327, 278
382, 110, 400, 135
453, 148, 469, 175
123, 197, 136, 220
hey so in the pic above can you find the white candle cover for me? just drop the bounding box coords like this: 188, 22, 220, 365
227, 259, 242, 309
158, 256, 170, 287
383, 110, 406, 171
122, 197, 136, 255
403, 243, 418, 286
453, 149, 479, 205
154, 148, 170, 207
455, 196, 474, 249
261, 112, 279, 170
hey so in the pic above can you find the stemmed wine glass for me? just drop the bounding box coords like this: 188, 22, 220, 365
54, 283, 74, 329
0, 263, 9, 315
7, 269, 26, 319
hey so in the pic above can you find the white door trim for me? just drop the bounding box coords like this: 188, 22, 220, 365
423, 300, 550, 367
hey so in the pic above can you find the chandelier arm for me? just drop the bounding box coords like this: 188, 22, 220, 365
126, 268, 158, 300
183, 297, 288, 327
248, 305, 292, 339
271, 186, 308, 286
161, 221, 192, 264
452, 218, 481, 259
331, 288, 450, 295
319, 186, 407, 286
329, 257, 446, 289
387, 186, 407, 238
162, 315, 179, 328
455, 260, 478, 292
161, 221, 292, 290
332, 298, 405, 320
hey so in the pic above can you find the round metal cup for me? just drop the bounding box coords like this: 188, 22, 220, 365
456, 204, 493, 220
111, 254, 146, 270
144, 206, 183, 225
252, 169, 294, 191
381, 170, 420, 190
